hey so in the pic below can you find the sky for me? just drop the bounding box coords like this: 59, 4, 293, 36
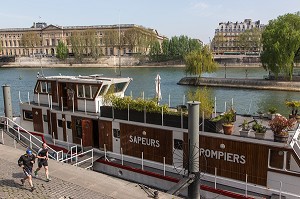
0, 0, 299, 44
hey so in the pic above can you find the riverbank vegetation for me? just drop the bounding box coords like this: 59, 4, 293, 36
261, 12, 300, 80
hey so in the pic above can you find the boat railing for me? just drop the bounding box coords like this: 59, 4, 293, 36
103, 145, 172, 176
0, 116, 63, 161
202, 165, 300, 199
290, 126, 300, 160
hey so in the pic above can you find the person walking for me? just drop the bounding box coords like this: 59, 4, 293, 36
34, 142, 51, 182
18, 148, 36, 191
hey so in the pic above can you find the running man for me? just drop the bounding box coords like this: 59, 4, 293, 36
18, 148, 36, 191
34, 142, 51, 182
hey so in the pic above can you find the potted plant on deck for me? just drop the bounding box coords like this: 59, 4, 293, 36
267, 107, 277, 120
252, 120, 267, 139
269, 115, 296, 143
222, 109, 235, 135
239, 119, 250, 137
285, 100, 300, 122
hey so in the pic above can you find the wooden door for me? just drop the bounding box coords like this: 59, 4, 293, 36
51, 112, 57, 139
32, 108, 43, 133
82, 119, 93, 147
66, 83, 76, 111
98, 120, 112, 151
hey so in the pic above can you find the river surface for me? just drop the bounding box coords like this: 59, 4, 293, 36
0, 66, 298, 116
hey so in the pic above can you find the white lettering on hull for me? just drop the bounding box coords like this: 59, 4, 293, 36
129, 135, 160, 148
200, 148, 246, 164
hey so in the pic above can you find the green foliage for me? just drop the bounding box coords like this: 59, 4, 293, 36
238, 28, 262, 52
103, 95, 169, 113
268, 107, 277, 114
241, 119, 250, 131
21, 32, 41, 55
56, 41, 68, 60
285, 100, 300, 115
186, 87, 214, 119
222, 109, 235, 125
149, 40, 161, 61
261, 13, 300, 80
184, 45, 218, 77
70, 29, 100, 61
252, 120, 267, 134
212, 34, 225, 54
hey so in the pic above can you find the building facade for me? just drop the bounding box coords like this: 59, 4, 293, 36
212, 19, 265, 55
0, 22, 164, 57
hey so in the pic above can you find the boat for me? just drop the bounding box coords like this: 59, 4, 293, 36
11, 74, 300, 198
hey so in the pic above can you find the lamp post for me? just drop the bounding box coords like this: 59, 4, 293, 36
224, 63, 227, 78
245, 65, 248, 78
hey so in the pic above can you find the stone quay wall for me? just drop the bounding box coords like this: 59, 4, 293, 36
178, 77, 300, 92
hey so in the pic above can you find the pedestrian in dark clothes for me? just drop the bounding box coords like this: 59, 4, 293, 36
34, 142, 51, 181
18, 148, 36, 191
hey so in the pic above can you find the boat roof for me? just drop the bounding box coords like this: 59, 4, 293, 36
37, 74, 132, 84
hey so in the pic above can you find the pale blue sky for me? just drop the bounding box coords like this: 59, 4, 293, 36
0, 0, 299, 43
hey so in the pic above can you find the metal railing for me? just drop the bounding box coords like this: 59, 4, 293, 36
0, 116, 63, 161
61, 147, 94, 170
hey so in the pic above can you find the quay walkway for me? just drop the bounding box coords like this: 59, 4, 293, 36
0, 136, 178, 199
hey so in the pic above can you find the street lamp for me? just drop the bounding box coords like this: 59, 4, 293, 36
224, 63, 227, 78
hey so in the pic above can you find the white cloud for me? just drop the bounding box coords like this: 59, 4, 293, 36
192, 2, 209, 10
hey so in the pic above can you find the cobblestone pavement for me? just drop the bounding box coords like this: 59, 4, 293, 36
0, 158, 112, 199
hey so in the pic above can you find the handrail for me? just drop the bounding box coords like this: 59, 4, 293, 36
0, 116, 61, 161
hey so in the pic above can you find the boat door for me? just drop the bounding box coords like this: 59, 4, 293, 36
66, 83, 76, 111
112, 121, 120, 153
32, 108, 43, 133
82, 119, 93, 147
58, 82, 68, 109
98, 120, 112, 151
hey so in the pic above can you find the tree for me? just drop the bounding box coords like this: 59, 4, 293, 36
187, 87, 214, 119
21, 31, 41, 55
261, 13, 300, 80
56, 41, 68, 60
238, 28, 262, 53
212, 34, 225, 54
70, 31, 85, 61
84, 29, 100, 59
184, 45, 218, 77
149, 40, 161, 61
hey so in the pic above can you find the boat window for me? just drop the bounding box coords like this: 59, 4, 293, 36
67, 121, 72, 129
77, 85, 84, 98
85, 85, 91, 99
75, 119, 82, 138
114, 82, 127, 93
43, 115, 48, 122
286, 152, 300, 173
35, 81, 51, 94
23, 110, 33, 121
99, 85, 108, 96
269, 149, 284, 169
113, 129, 120, 138
174, 139, 183, 150
57, 119, 63, 128
91, 85, 99, 98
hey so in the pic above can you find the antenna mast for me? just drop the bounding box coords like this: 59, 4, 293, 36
118, 12, 121, 77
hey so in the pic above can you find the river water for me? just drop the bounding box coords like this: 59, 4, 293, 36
0, 66, 298, 116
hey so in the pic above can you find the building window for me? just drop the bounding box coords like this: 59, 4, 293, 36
77, 85, 84, 98
23, 110, 33, 121
113, 129, 120, 138
174, 139, 183, 150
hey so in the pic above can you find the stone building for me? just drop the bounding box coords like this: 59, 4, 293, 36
0, 22, 164, 57
212, 19, 265, 55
